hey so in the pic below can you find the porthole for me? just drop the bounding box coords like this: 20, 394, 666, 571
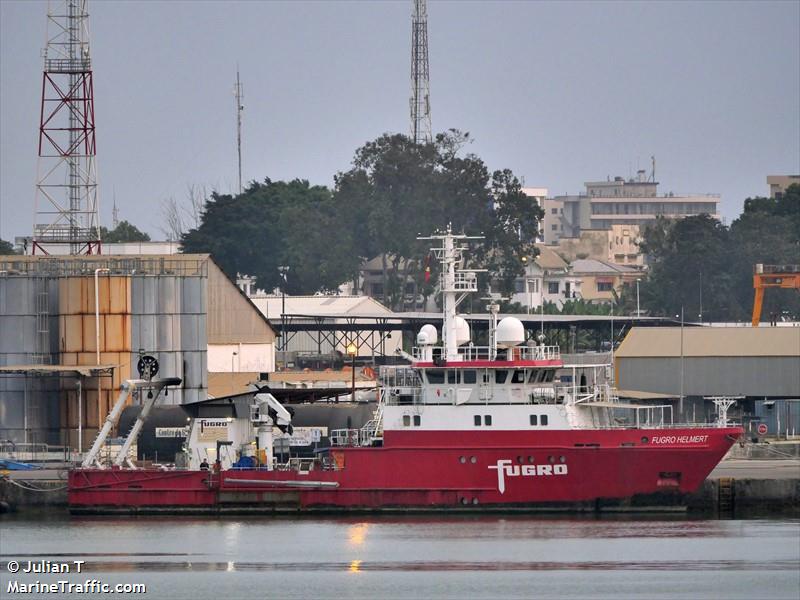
461, 497, 469, 505
459, 456, 466, 464
560, 455, 566, 463
548, 455, 556, 464
528, 456, 535, 464
641, 436, 649, 444
470, 456, 477, 464
516, 456, 524, 464
472, 497, 479, 505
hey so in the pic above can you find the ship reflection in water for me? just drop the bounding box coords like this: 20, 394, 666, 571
2, 515, 798, 599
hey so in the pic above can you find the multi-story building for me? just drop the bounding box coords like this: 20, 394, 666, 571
509, 245, 582, 310
542, 171, 720, 245
767, 175, 800, 198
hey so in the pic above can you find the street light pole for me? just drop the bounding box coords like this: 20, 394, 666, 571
278, 266, 289, 366
680, 305, 684, 421
636, 279, 640, 318
346, 342, 357, 401
231, 351, 238, 395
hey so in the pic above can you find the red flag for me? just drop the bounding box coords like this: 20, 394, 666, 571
424, 253, 431, 283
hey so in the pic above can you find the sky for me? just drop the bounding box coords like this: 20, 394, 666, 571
1, 0, 798, 242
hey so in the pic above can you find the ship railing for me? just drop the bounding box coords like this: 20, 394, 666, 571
379, 366, 422, 388
0, 442, 76, 464
329, 428, 361, 447
411, 345, 561, 362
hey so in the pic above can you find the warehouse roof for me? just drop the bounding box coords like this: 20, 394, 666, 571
251, 295, 392, 320
616, 326, 800, 358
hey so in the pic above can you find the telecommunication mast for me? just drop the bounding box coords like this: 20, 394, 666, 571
32, 0, 101, 255
410, 0, 431, 144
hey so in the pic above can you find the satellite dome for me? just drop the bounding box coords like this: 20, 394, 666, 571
417, 324, 438, 345
454, 316, 471, 346
496, 317, 525, 348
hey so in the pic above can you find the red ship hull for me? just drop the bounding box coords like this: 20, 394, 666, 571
68, 427, 741, 513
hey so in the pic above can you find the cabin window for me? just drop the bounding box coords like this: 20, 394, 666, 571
463, 370, 477, 384
484, 415, 492, 426
446, 370, 457, 384
530, 414, 538, 426
403, 415, 411, 427
474, 415, 481, 426
482, 371, 490, 383
413, 415, 421, 426
511, 370, 526, 384
528, 370, 537, 383
426, 369, 445, 384
541, 415, 549, 426
494, 370, 508, 384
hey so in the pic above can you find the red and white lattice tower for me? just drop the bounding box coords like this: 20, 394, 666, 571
32, 0, 101, 255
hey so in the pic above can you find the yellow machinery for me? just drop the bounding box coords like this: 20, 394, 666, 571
751, 264, 800, 326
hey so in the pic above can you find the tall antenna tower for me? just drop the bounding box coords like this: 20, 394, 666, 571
33, 0, 100, 255
234, 67, 244, 195
410, 0, 431, 144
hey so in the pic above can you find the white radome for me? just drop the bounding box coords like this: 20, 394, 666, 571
496, 317, 525, 348
454, 316, 471, 346
417, 324, 438, 345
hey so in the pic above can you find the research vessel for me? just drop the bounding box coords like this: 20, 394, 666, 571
68, 227, 742, 512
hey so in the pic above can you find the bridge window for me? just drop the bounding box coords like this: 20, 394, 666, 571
463, 370, 477, 384
530, 414, 538, 426
494, 370, 508, 384
426, 369, 444, 384
511, 370, 526, 384
446, 370, 457, 384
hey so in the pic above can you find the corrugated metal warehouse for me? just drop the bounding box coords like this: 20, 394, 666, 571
615, 327, 800, 397
0, 254, 274, 448
615, 326, 800, 436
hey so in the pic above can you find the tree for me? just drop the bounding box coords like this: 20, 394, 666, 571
181, 179, 358, 294
333, 130, 543, 309
638, 215, 734, 320
0, 239, 17, 254
100, 221, 151, 243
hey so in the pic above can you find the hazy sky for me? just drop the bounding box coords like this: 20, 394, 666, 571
1, 0, 798, 242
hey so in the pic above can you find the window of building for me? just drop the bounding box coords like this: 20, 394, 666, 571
484, 415, 492, 426
541, 415, 549, 426
514, 279, 526, 293
371, 283, 383, 296
531, 279, 539, 293
474, 415, 481, 426
551, 207, 558, 214
530, 414, 538, 426
463, 370, 477, 384
548, 282, 559, 294
413, 415, 421, 426
597, 281, 614, 292
551, 224, 558, 231
403, 415, 411, 427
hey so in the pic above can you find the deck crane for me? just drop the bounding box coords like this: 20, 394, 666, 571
751, 264, 800, 326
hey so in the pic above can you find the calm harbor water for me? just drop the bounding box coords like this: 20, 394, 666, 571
1, 513, 798, 599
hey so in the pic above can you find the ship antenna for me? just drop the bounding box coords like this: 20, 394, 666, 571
418, 224, 483, 362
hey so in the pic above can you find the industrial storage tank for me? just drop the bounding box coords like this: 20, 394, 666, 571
0, 271, 60, 444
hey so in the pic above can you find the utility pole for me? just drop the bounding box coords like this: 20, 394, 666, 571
234, 67, 244, 195
410, 0, 431, 144
33, 0, 101, 255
